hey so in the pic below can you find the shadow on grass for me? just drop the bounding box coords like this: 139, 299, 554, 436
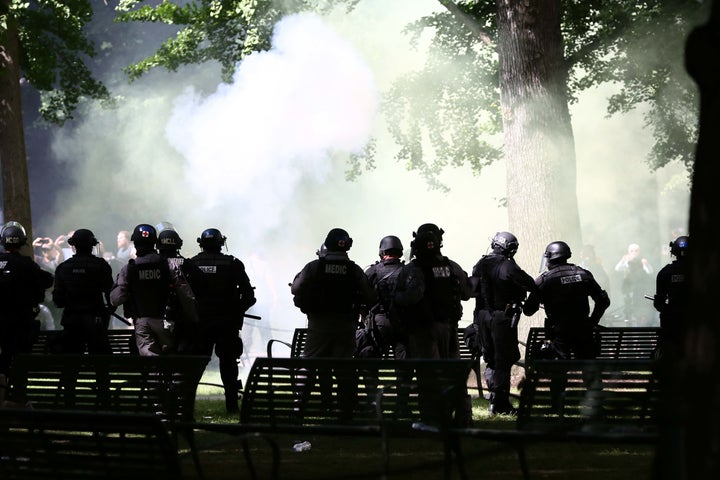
184, 398, 654, 480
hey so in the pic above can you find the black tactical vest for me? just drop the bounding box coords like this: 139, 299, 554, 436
126, 253, 171, 318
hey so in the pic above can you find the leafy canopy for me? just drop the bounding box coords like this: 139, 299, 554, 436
115, 0, 708, 186
1, 0, 110, 124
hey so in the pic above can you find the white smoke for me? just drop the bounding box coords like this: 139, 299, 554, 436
165, 13, 378, 235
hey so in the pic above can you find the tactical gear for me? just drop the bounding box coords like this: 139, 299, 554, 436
157, 229, 183, 251
1, 221, 27, 248
130, 224, 157, 247
67, 229, 99, 249
293, 258, 361, 314
414, 223, 444, 245
669, 235, 689, 257
410, 230, 441, 256
125, 255, 171, 318
378, 235, 403, 257
544, 241, 572, 264
323, 228, 353, 252
197, 228, 226, 251
491, 232, 519, 257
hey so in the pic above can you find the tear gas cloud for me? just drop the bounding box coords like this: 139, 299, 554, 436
37, 0, 689, 359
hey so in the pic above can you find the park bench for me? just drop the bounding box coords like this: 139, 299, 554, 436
31, 329, 137, 355
520, 326, 661, 366
267, 326, 485, 397
4, 353, 210, 478
415, 358, 660, 480
190, 356, 475, 479
0, 409, 181, 480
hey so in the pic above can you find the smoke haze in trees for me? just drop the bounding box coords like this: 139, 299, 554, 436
27, 0, 689, 361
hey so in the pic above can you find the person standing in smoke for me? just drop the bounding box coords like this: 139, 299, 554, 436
155, 223, 203, 354
362, 235, 407, 358
523, 241, 611, 360
190, 228, 256, 414
614, 243, 654, 325
111, 224, 175, 356
392, 223, 472, 425
471, 231, 536, 416
653, 236, 690, 359
52, 229, 115, 354
0, 221, 54, 401
291, 228, 375, 417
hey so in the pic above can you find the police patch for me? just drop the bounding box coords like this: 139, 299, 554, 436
560, 274, 582, 284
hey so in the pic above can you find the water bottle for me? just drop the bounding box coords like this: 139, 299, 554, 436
291, 441, 312, 452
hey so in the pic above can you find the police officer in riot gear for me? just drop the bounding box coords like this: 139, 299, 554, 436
156, 223, 203, 354
363, 235, 406, 358
292, 228, 375, 358
0, 222, 54, 384
191, 227, 256, 413
52, 229, 114, 354
291, 228, 375, 418
653, 236, 690, 358
471, 231, 536, 415
523, 241, 611, 360
111, 224, 174, 356
393, 224, 472, 425
395, 224, 471, 359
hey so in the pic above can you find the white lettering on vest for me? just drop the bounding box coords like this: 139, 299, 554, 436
671, 274, 685, 283
560, 274, 582, 285
199, 266, 217, 274
432, 266, 451, 278
325, 264, 348, 274
139, 269, 162, 280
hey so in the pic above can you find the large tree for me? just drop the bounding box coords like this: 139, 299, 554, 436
0, 0, 108, 241
116, 0, 706, 270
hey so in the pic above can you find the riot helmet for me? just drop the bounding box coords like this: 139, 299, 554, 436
491, 231, 519, 258
378, 235, 403, 257
670, 236, 689, 257
67, 228, 99, 251
0, 221, 27, 249
197, 228, 226, 251
324, 228, 353, 252
130, 224, 157, 248
156, 223, 183, 251
411, 230, 440, 257
414, 223, 444, 248
544, 241, 572, 266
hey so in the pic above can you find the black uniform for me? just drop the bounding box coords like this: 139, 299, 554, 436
190, 250, 256, 409
52, 252, 114, 354
472, 252, 535, 413
111, 252, 174, 355
395, 253, 470, 359
654, 257, 689, 357
523, 263, 610, 359
364, 257, 405, 358
0, 251, 54, 374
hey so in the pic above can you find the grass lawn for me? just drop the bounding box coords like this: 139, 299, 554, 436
184, 394, 656, 480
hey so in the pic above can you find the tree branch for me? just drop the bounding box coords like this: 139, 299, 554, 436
437, 0, 494, 47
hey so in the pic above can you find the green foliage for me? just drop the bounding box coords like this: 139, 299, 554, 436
6, 0, 110, 124
392, 0, 707, 187
116, 0, 327, 83
115, 0, 708, 185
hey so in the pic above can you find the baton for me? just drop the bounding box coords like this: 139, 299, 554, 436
244, 313, 261, 320
111, 311, 132, 327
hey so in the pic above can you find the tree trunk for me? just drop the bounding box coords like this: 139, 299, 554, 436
678, 2, 720, 478
0, 1, 33, 242
496, 0, 581, 272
